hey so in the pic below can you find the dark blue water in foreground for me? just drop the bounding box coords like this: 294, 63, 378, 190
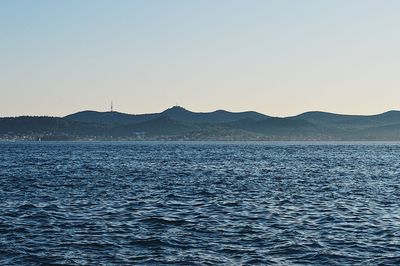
1, 142, 400, 265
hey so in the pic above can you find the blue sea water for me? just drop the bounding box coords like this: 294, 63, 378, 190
0, 141, 400, 265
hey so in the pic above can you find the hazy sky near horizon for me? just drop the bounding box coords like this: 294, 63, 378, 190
1, 0, 400, 117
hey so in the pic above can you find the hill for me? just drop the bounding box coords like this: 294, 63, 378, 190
293, 110, 400, 130
65, 106, 269, 125
2, 107, 400, 140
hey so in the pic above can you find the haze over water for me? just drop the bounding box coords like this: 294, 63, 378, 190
1, 142, 399, 265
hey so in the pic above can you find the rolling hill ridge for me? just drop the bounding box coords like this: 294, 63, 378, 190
2, 106, 400, 140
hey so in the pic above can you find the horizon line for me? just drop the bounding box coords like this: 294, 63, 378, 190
2, 106, 400, 119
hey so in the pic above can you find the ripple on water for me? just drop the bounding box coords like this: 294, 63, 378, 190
1, 142, 400, 265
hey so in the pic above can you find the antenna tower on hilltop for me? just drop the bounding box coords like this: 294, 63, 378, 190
111, 101, 114, 112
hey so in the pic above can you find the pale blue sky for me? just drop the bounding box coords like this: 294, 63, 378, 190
1, 0, 400, 117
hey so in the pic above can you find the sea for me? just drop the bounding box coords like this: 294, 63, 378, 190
0, 141, 400, 265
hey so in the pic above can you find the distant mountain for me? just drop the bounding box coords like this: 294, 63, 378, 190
65, 106, 269, 125
160, 106, 269, 123
293, 111, 363, 124
294, 110, 400, 130
64, 110, 158, 125
3, 107, 400, 141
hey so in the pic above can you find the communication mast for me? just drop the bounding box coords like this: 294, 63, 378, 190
111, 101, 114, 112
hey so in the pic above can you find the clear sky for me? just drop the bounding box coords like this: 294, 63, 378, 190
1, 0, 400, 117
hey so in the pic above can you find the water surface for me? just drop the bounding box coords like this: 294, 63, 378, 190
1, 141, 400, 265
